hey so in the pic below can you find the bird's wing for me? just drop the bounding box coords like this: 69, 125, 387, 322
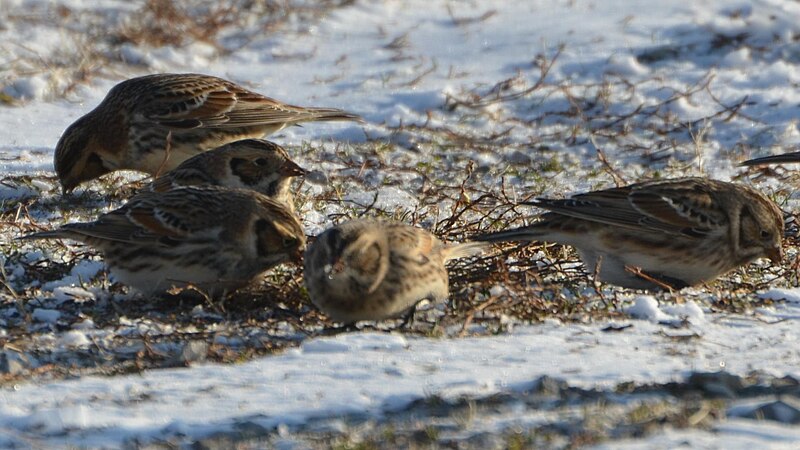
149, 167, 215, 192
65, 189, 237, 244
57, 208, 167, 244
387, 225, 441, 265
136, 75, 353, 129
536, 179, 727, 237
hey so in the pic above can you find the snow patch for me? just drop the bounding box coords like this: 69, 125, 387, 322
53, 286, 96, 303
59, 330, 91, 349
300, 332, 408, 354
759, 288, 800, 303
32, 308, 60, 323
624, 296, 667, 322
625, 296, 705, 324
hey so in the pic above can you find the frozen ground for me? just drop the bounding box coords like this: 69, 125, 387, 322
3, 0, 800, 448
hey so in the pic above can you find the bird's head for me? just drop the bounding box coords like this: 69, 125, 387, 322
54, 115, 112, 193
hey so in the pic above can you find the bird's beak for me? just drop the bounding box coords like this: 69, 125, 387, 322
324, 258, 345, 278
292, 248, 305, 264
766, 247, 783, 264
280, 160, 308, 177
331, 259, 345, 274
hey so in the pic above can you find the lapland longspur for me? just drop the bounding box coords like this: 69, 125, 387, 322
149, 139, 306, 210
22, 186, 306, 297
55, 73, 361, 192
474, 178, 783, 290
304, 220, 489, 323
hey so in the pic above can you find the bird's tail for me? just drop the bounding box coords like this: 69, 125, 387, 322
18, 229, 71, 241
300, 107, 364, 124
470, 226, 545, 244
740, 152, 800, 166
443, 241, 492, 262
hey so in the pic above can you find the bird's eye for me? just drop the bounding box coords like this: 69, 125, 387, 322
283, 237, 298, 248
760, 230, 771, 239
254, 158, 268, 167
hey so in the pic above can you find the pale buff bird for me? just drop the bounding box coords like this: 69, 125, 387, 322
55, 73, 361, 192
473, 178, 783, 290
22, 186, 306, 297
148, 139, 306, 210
304, 220, 489, 323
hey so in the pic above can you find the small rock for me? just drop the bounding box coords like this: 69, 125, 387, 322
460, 430, 506, 449
388, 131, 418, 151
601, 323, 633, 332
191, 421, 270, 450
774, 375, 800, 388
0, 351, 29, 375
729, 399, 800, 424
532, 375, 568, 396
687, 371, 743, 398
305, 170, 329, 185
181, 341, 209, 364
506, 150, 532, 164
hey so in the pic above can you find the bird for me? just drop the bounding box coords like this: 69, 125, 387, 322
304, 220, 489, 324
472, 177, 784, 290
54, 73, 362, 192
741, 152, 800, 166
148, 139, 306, 210
21, 186, 306, 297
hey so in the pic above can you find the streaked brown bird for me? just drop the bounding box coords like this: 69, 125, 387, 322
55, 73, 361, 192
148, 139, 306, 210
22, 186, 306, 297
741, 152, 800, 166
304, 220, 489, 323
473, 178, 783, 290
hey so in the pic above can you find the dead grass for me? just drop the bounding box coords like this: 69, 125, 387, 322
113, 0, 241, 49
1, 8, 799, 449
0, 0, 355, 101
0, 3, 798, 392
2, 44, 798, 382
0, 130, 794, 385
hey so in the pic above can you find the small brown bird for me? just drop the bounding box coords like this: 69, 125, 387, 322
304, 220, 489, 323
741, 152, 800, 166
473, 178, 783, 290
148, 139, 306, 210
22, 186, 306, 297
55, 73, 361, 192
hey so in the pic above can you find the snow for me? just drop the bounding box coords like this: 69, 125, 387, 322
662, 300, 706, 324
760, 287, 800, 303
344, 186, 420, 211
52, 286, 96, 303
2, 0, 800, 447
624, 295, 707, 326
3, 308, 800, 447
591, 419, 800, 450
42, 261, 104, 292
31, 308, 60, 324
57, 330, 91, 349
624, 295, 667, 322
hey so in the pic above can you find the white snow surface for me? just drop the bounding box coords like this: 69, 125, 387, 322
3, 305, 800, 448
3, 0, 800, 447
